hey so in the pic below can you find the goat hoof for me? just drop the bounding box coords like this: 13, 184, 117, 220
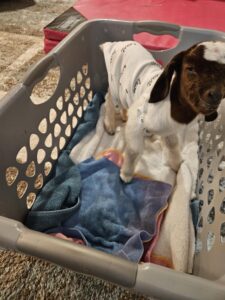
104, 120, 116, 135
120, 171, 133, 183
120, 109, 128, 122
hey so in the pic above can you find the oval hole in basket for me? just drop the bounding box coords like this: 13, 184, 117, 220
65, 124, 72, 137
29, 134, 39, 151
68, 103, 74, 116
59, 136, 66, 150
37, 149, 46, 164
199, 157, 203, 165
207, 170, 214, 184
198, 144, 203, 154
199, 199, 204, 209
64, 88, 71, 102
56, 96, 63, 111
51, 146, 58, 160
207, 139, 213, 153
215, 133, 222, 141
54, 123, 61, 138
34, 174, 44, 189
26, 161, 36, 177
208, 189, 214, 205
218, 156, 225, 171
217, 141, 224, 156
16, 146, 28, 164
73, 92, 79, 105
83, 99, 89, 111
219, 177, 225, 192
198, 181, 204, 195
72, 116, 78, 128
88, 90, 93, 101
85, 77, 90, 90
199, 130, 204, 141
220, 198, 225, 214
205, 133, 211, 143
30, 66, 60, 105
44, 161, 52, 176
60, 111, 67, 125
198, 151, 204, 165
133, 32, 179, 52
38, 118, 48, 134
6, 167, 19, 186
17, 180, 28, 199
45, 133, 53, 148
80, 86, 86, 98
77, 71, 83, 84
198, 182, 204, 194
198, 168, 204, 179
207, 207, 215, 224
207, 231, 215, 252
49, 108, 57, 124
197, 216, 203, 233
70, 77, 76, 91
207, 156, 213, 169
221, 222, 225, 243
77, 106, 83, 118
26, 192, 36, 209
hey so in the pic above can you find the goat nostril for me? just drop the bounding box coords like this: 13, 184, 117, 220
208, 90, 222, 103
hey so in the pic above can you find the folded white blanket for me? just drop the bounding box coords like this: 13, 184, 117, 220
70, 103, 199, 273
70, 105, 176, 185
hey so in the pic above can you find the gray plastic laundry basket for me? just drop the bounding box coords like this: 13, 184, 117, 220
0, 19, 225, 300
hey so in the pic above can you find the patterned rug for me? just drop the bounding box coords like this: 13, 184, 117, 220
0, 31, 43, 96
0, 1, 152, 299
0, 251, 150, 300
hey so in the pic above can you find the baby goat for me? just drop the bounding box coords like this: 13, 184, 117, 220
101, 41, 225, 182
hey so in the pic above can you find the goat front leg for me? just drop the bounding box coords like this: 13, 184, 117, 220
162, 134, 182, 172
120, 147, 139, 183
120, 120, 144, 183
104, 91, 116, 135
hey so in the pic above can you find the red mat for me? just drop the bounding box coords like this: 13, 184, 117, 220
44, 1, 225, 53
74, 0, 225, 49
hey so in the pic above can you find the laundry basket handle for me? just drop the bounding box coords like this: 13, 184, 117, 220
23, 53, 60, 94
134, 21, 181, 38
0, 217, 137, 287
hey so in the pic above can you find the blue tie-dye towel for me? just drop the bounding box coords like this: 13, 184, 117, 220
47, 157, 172, 262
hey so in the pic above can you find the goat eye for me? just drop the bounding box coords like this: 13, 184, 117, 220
187, 66, 196, 75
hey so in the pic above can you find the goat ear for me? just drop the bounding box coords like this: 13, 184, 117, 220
205, 111, 218, 122
149, 51, 185, 103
